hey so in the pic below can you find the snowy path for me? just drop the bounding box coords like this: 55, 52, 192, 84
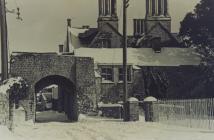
1, 110, 214, 140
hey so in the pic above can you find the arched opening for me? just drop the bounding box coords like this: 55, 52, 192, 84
34, 75, 78, 122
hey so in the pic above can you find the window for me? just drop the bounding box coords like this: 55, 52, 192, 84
119, 67, 132, 82
151, 37, 162, 53
101, 67, 113, 81
100, 39, 111, 48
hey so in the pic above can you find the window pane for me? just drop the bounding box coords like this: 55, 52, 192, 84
118, 67, 131, 81
119, 75, 123, 81
101, 67, 113, 81
107, 75, 113, 81
101, 68, 106, 74
107, 68, 112, 74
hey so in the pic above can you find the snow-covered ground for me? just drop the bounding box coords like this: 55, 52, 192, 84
1, 109, 214, 140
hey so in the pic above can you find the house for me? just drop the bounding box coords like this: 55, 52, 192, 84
59, 0, 202, 102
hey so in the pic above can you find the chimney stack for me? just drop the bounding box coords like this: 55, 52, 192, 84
67, 18, 71, 27
59, 44, 64, 53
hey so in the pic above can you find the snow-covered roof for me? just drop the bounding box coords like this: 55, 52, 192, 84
69, 27, 89, 37
95, 71, 101, 78
128, 97, 139, 102
75, 47, 201, 66
144, 96, 158, 102
98, 103, 123, 108
69, 27, 90, 48
44, 85, 58, 89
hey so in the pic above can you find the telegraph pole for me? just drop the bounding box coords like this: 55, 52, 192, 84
123, 0, 129, 121
0, 0, 9, 81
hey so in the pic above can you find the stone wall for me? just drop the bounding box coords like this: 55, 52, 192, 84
0, 93, 9, 126
10, 53, 76, 86
10, 53, 96, 120
76, 57, 96, 112
95, 77, 102, 106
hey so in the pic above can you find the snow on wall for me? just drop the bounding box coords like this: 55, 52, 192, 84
0, 77, 25, 95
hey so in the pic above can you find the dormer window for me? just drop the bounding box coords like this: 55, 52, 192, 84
100, 39, 111, 48
151, 37, 162, 53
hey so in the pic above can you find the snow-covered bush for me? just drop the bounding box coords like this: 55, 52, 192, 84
0, 77, 29, 104
78, 94, 94, 114
0, 77, 29, 131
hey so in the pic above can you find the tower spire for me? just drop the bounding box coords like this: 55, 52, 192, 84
98, 0, 118, 30
145, 0, 171, 32
146, 0, 170, 18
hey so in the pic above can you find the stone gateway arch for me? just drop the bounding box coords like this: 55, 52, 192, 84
10, 52, 96, 122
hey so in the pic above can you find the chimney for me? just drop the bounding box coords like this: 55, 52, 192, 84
82, 25, 90, 29
59, 44, 64, 53
133, 19, 145, 37
67, 18, 71, 27
65, 18, 72, 53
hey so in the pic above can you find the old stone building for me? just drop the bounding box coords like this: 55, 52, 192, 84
10, 52, 97, 121
58, 0, 202, 103
0, 0, 204, 123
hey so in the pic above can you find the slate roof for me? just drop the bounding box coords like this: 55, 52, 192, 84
78, 28, 99, 44
69, 27, 92, 48
72, 22, 122, 47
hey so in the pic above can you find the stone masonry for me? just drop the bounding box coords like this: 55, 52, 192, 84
0, 93, 9, 126
10, 52, 96, 121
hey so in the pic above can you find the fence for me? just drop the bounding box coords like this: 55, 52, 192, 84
153, 98, 214, 130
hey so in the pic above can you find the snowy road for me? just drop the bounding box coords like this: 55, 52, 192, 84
1, 110, 214, 140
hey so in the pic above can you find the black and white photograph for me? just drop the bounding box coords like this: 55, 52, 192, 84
0, 0, 214, 139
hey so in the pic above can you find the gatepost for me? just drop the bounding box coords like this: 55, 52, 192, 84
126, 97, 139, 121
143, 96, 158, 122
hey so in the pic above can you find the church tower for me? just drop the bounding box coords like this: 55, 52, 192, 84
98, 0, 118, 30
145, 0, 171, 33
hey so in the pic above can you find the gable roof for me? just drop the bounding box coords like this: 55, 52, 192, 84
137, 22, 180, 47
78, 28, 99, 44
75, 47, 201, 66
69, 27, 90, 48
105, 22, 123, 37
89, 23, 122, 47
149, 22, 179, 42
